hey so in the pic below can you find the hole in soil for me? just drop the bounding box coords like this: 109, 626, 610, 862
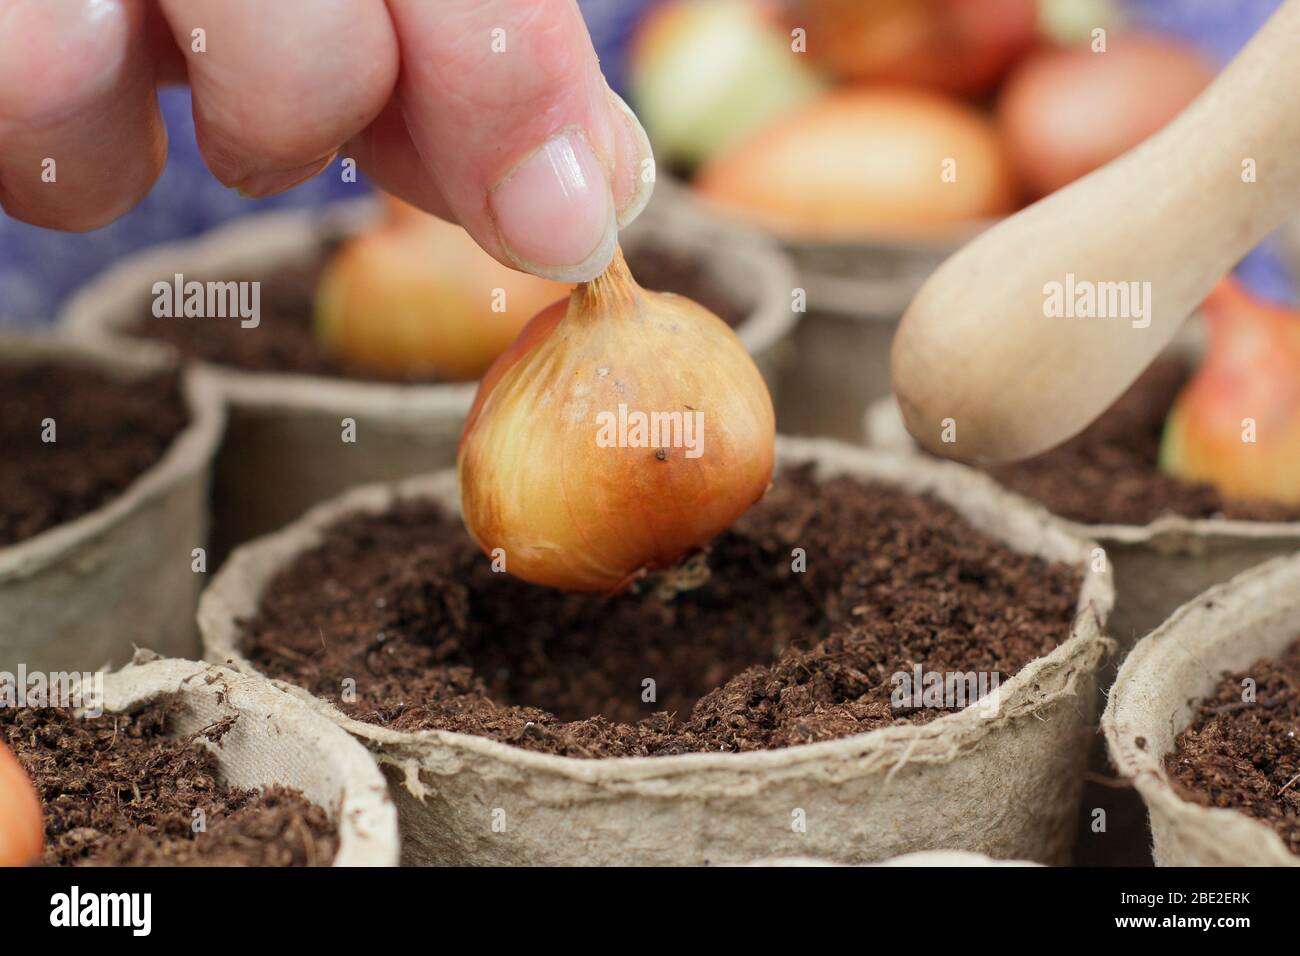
240, 469, 1083, 758
259, 499, 824, 725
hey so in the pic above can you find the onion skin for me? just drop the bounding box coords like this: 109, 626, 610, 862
315, 199, 570, 381
795, 0, 1038, 95
1161, 279, 1300, 505
457, 249, 775, 592
694, 88, 1017, 241
997, 35, 1213, 198
0, 740, 42, 867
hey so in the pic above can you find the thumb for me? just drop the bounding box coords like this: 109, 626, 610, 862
380, 0, 654, 282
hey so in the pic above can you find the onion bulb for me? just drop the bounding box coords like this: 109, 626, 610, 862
457, 248, 775, 592
694, 89, 1017, 241
1161, 279, 1300, 504
997, 35, 1213, 198
629, 0, 825, 169
0, 739, 42, 867
794, 0, 1039, 95
315, 196, 571, 380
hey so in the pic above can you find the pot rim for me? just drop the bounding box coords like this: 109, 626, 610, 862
0, 331, 225, 579
1101, 553, 1300, 866
200, 435, 1114, 789
57, 196, 799, 414
100, 654, 399, 866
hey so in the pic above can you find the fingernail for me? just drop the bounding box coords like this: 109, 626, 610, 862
489, 130, 616, 283
606, 88, 655, 228
236, 154, 335, 198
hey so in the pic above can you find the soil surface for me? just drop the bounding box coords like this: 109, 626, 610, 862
240, 469, 1083, 758
1166, 639, 1300, 856
0, 363, 187, 548
1, 701, 339, 866
986, 357, 1300, 526
129, 243, 745, 381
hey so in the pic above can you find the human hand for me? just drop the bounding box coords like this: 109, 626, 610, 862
0, 0, 654, 281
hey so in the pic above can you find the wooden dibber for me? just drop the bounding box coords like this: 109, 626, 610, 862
891, 0, 1300, 464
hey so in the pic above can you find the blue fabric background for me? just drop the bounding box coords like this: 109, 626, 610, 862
0, 0, 1291, 324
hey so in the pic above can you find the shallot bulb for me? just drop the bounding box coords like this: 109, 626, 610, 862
315, 196, 570, 381
457, 248, 775, 592
1161, 278, 1300, 504
0, 739, 42, 866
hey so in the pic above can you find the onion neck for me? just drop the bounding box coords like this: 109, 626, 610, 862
571, 246, 641, 320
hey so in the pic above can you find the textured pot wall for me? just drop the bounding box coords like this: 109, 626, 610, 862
775, 308, 897, 442
0, 336, 223, 673
1104, 555, 1300, 867
864, 391, 1300, 865
201, 437, 1113, 866
104, 655, 399, 866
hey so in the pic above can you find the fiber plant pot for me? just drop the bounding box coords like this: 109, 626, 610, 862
84, 654, 396, 865
658, 177, 983, 441
0, 334, 223, 673
59, 195, 799, 560
199, 436, 1113, 866
1103, 555, 1300, 867
866, 360, 1300, 866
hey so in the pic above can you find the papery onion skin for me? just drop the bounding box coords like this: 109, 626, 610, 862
457, 249, 775, 592
0, 740, 43, 867
693, 89, 1017, 242
316, 198, 570, 381
1160, 278, 1300, 505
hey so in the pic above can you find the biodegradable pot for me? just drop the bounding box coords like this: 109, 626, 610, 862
868, 390, 1300, 867
0, 334, 223, 673
200, 436, 1114, 867
59, 196, 799, 559
774, 305, 902, 443
99, 653, 399, 866
1103, 555, 1300, 867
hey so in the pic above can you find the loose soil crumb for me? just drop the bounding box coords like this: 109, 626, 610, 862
0, 364, 187, 547
986, 357, 1300, 526
0, 702, 339, 866
240, 469, 1083, 758
129, 243, 744, 381
1166, 640, 1300, 856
